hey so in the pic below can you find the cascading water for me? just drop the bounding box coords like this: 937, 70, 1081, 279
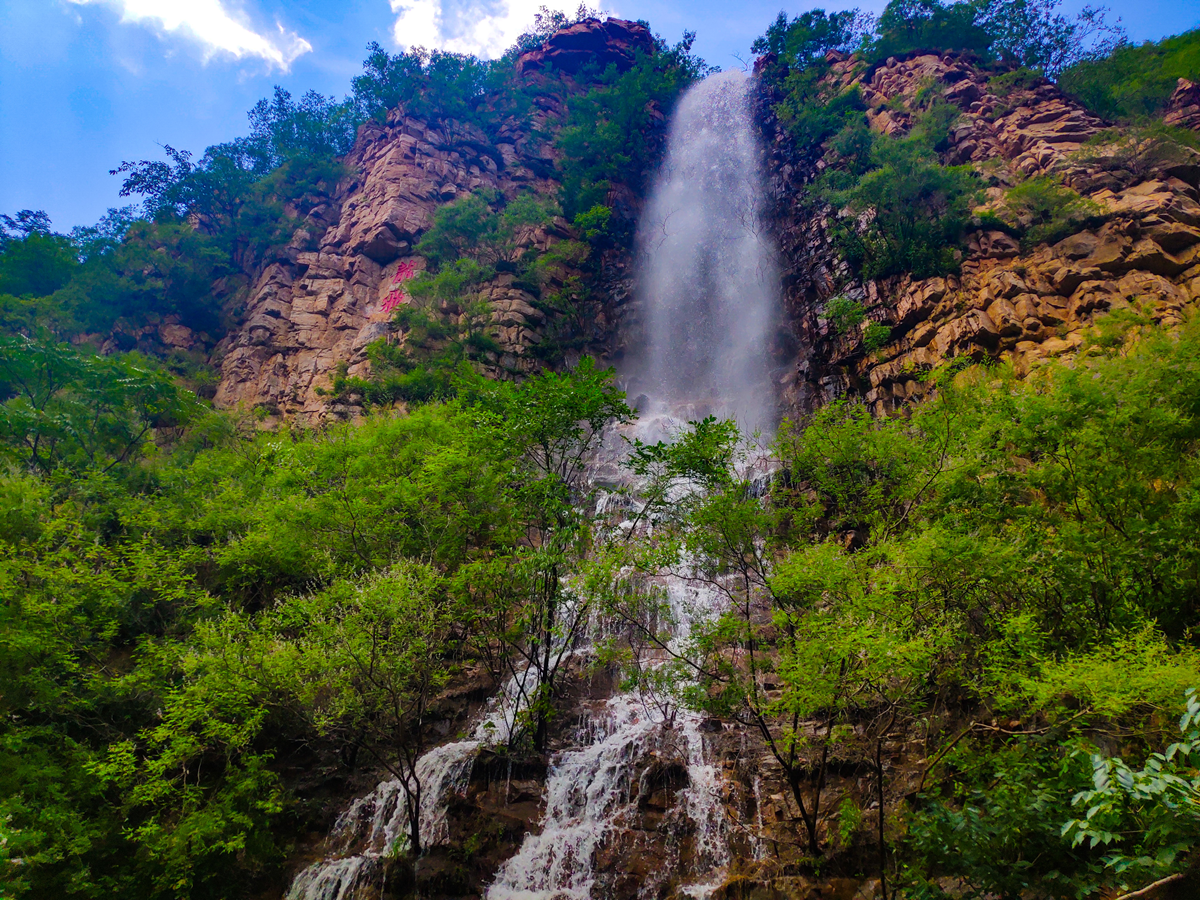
286, 668, 539, 900
631, 69, 781, 435
287, 69, 780, 900
485, 572, 731, 900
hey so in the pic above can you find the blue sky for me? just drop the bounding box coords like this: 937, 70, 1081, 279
2, 0, 1198, 231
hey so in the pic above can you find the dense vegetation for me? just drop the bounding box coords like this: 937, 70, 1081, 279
3, 2, 1200, 898
600, 308, 1200, 896
1059, 27, 1200, 121
5, 305, 1200, 898
0, 339, 631, 896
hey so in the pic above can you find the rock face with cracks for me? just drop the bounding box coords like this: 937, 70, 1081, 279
210, 105, 582, 422
762, 50, 1200, 416
208, 34, 1200, 434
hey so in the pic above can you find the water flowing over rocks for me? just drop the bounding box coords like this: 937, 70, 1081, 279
205, 27, 1200, 898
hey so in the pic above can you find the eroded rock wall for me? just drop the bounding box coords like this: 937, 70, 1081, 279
211, 20, 654, 423
765, 51, 1200, 417
211, 108, 567, 420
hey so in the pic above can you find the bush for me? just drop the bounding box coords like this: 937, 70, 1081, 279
751, 9, 869, 66
1002, 175, 1100, 246
555, 33, 709, 219
824, 295, 866, 335
863, 322, 893, 350
822, 131, 978, 279
864, 0, 1124, 77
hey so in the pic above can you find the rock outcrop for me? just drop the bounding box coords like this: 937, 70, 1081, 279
516, 17, 654, 75
765, 50, 1200, 416
212, 103, 580, 420
1165, 77, 1200, 132
209, 32, 1200, 431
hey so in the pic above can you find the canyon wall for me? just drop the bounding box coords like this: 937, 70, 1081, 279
206, 30, 1200, 429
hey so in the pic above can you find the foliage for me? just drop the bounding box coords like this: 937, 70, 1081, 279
751, 9, 871, 65
1059, 27, 1200, 121
463, 358, 632, 749
326, 190, 567, 407
824, 295, 866, 335
821, 129, 978, 279
862, 322, 893, 351
0, 211, 78, 298
0, 343, 634, 896
775, 73, 868, 155
865, 0, 1124, 77
904, 739, 1102, 898
1062, 689, 1200, 892
351, 41, 499, 128
1000, 175, 1101, 247
555, 33, 710, 219
0, 334, 205, 475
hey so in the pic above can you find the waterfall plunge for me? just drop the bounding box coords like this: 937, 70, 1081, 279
632, 70, 781, 435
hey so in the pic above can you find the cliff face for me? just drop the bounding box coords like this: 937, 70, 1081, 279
207, 26, 1200, 430
211, 108, 562, 419
210, 19, 654, 422
764, 53, 1200, 416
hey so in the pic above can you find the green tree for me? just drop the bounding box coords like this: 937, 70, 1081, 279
0, 335, 205, 475
0, 211, 78, 298
822, 132, 978, 279
464, 358, 632, 750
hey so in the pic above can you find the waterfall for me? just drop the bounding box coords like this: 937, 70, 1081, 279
287, 69, 784, 900
631, 69, 781, 435
286, 668, 538, 900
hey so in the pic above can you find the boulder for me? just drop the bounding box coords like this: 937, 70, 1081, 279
516, 18, 654, 76
1165, 78, 1200, 133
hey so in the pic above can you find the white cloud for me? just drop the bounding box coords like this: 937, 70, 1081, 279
390, 0, 594, 59
66, 0, 312, 70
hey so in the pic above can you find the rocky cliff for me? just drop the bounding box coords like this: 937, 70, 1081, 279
205, 23, 1200, 435
209, 19, 654, 422
236, 26, 1200, 900
764, 53, 1200, 417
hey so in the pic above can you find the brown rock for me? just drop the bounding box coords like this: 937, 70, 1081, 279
516, 18, 654, 76
1164, 78, 1200, 132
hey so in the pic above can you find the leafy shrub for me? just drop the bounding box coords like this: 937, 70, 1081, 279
1062, 689, 1200, 892
1002, 175, 1100, 246
751, 9, 870, 65
0, 212, 77, 298
824, 295, 866, 335
555, 34, 709, 219
863, 322, 893, 351
0, 334, 206, 475
987, 65, 1044, 96
775, 73, 867, 155
822, 131, 978, 279
865, 0, 1123, 77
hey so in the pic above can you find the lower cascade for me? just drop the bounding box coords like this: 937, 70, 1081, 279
287, 570, 733, 900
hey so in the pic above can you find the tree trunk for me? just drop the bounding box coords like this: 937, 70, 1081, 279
876, 735, 888, 900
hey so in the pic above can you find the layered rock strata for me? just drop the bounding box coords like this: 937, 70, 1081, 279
766, 51, 1200, 416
